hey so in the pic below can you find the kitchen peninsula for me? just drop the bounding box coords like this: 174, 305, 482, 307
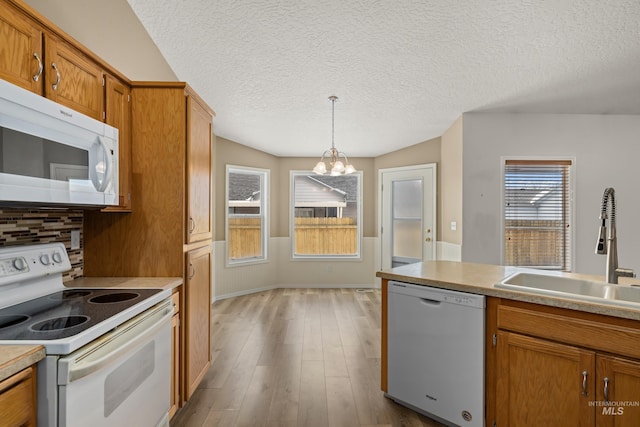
377, 261, 640, 426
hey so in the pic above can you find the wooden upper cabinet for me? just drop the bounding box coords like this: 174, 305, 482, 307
186, 95, 213, 244
44, 33, 104, 120
104, 74, 132, 211
0, 2, 43, 93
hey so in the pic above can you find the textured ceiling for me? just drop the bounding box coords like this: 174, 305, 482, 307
125, 0, 640, 157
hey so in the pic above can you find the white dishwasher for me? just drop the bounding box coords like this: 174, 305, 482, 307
387, 281, 485, 427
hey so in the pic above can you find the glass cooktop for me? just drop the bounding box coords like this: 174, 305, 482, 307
0, 288, 162, 341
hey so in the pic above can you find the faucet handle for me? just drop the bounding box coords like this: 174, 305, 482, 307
616, 268, 635, 278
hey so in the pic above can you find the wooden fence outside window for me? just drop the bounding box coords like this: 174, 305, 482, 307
228, 217, 357, 259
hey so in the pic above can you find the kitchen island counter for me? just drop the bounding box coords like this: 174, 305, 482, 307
377, 261, 640, 320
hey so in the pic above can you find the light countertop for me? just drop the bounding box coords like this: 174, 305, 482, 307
65, 276, 182, 291
0, 345, 45, 383
377, 261, 640, 321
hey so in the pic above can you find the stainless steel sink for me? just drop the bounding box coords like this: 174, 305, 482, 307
495, 272, 640, 309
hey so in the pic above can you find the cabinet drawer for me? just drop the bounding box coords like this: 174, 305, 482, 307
0, 366, 36, 427
497, 304, 640, 360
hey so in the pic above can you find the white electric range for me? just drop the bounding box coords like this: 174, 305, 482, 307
0, 243, 173, 427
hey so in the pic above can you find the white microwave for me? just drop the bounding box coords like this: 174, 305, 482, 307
0, 79, 118, 207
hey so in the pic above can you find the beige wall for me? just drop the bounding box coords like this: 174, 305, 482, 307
215, 137, 375, 239
373, 137, 441, 238
215, 137, 279, 240
23, 0, 177, 81
440, 116, 463, 245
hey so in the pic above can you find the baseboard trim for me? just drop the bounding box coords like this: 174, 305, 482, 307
215, 283, 378, 300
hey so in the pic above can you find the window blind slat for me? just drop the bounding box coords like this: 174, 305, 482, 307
504, 161, 571, 270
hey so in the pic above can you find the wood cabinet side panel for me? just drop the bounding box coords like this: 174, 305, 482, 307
381, 278, 388, 392
84, 87, 186, 277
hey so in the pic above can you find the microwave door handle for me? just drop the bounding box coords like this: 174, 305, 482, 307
89, 137, 112, 192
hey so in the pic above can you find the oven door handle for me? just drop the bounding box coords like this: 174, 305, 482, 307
58, 300, 173, 384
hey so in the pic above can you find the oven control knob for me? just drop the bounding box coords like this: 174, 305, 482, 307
12, 258, 27, 271
40, 254, 51, 266
52, 252, 63, 264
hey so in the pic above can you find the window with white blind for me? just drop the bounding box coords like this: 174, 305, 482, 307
503, 159, 573, 271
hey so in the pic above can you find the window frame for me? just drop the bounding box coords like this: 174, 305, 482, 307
290, 170, 363, 260
500, 156, 575, 271
225, 165, 269, 267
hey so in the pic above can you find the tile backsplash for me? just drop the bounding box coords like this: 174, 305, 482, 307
0, 208, 83, 282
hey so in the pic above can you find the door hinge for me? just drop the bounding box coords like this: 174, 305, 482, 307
102, 111, 106, 120
492, 333, 497, 347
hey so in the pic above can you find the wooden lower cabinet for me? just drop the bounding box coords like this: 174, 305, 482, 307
596, 355, 640, 426
184, 245, 212, 401
496, 331, 595, 426
0, 366, 37, 427
491, 299, 640, 427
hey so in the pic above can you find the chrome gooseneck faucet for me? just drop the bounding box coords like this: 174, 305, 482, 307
595, 187, 635, 284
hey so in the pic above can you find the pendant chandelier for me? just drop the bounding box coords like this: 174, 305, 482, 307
312, 96, 356, 175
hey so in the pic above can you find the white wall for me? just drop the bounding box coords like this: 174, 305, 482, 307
462, 113, 640, 276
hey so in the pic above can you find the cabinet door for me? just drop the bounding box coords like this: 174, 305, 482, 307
103, 74, 132, 211
0, 366, 37, 427
184, 245, 211, 400
186, 96, 213, 244
44, 34, 104, 120
496, 331, 595, 427
596, 355, 640, 426
0, 3, 43, 93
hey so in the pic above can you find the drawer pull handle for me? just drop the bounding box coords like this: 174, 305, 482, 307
33, 53, 43, 81
581, 371, 588, 396
51, 62, 61, 90
189, 262, 195, 280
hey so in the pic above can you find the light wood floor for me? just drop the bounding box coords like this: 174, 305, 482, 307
171, 288, 445, 427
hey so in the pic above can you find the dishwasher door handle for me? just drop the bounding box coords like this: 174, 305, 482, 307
420, 297, 442, 306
